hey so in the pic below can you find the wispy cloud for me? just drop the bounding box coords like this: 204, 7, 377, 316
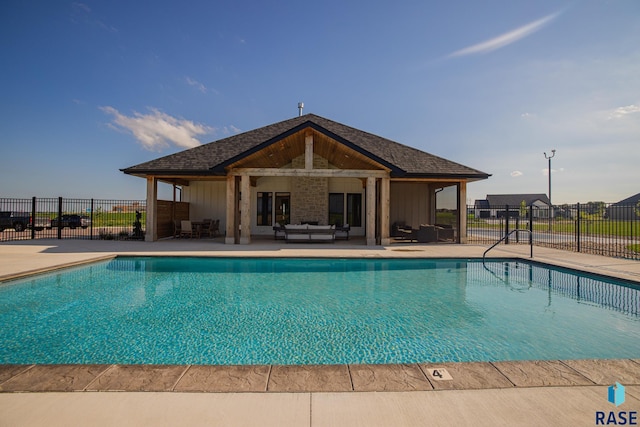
222, 125, 241, 135
542, 168, 564, 177
72, 2, 90, 13
607, 104, 640, 119
101, 106, 212, 151
448, 12, 560, 58
185, 77, 208, 93
71, 2, 118, 33
511, 171, 523, 177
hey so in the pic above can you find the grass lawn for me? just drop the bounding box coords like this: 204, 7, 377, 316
468, 218, 639, 238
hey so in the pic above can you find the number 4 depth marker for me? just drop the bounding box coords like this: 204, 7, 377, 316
427, 368, 453, 381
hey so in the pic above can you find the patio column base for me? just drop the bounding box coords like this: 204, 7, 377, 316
239, 236, 251, 245
225, 237, 235, 244
380, 238, 391, 245
367, 238, 376, 246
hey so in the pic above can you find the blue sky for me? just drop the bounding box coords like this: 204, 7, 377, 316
2, 0, 639, 204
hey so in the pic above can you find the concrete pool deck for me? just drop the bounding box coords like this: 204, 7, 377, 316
0, 238, 639, 426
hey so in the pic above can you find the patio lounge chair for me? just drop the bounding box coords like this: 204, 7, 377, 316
200, 219, 213, 237
435, 224, 455, 241
180, 220, 196, 238
273, 224, 285, 240
335, 223, 350, 240
416, 225, 438, 243
392, 222, 417, 241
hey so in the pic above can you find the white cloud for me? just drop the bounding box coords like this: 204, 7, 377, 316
101, 106, 212, 151
542, 168, 564, 177
510, 171, 523, 177
222, 125, 241, 135
607, 104, 640, 119
186, 77, 207, 93
448, 12, 560, 58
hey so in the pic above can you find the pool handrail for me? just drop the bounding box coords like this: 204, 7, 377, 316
482, 229, 533, 264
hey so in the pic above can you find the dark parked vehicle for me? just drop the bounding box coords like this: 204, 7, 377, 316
0, 211, 30, 232
50, 215, 91, 229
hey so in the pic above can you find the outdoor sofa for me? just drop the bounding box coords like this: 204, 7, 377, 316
284, 224, 336, 242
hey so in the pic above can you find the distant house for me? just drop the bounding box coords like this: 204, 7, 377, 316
474, 194, 551, 219
607, 193, 640, 220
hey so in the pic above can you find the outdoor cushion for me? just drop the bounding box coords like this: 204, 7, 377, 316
285, 224, 308, 230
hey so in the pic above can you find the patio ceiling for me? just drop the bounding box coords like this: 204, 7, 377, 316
225, 128, 389, 171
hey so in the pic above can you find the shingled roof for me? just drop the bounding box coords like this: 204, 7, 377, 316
121, 114, 490, 180
486, 194, 550, 206
612, 192, 640, 206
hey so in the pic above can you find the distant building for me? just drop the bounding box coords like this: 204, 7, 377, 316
474, 194, 551, 219
607, 193, 640, 220
112, 202, 146, 213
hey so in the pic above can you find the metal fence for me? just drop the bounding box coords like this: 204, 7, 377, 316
3, 197, 639, 261
469, 260, 640, 316
467, 202, 640, 260
0, 197, 146, 242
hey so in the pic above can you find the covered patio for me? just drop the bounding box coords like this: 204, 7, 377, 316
122, 114, 489, 245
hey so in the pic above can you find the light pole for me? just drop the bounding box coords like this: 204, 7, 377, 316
544, 149, 556, 228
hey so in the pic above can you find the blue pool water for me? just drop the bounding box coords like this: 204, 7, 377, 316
0, 257, 639, 365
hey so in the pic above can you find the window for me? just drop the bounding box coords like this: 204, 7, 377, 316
329, 193, 362, 227
347, 193, 362, 227
257, 192, 290, 225
328, 193, 344, 226
275, 192, 290, 225
257, 192, 272, 226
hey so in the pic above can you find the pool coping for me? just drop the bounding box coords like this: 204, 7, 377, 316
2, 359, 640, 393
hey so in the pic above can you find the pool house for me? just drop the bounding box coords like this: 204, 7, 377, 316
122, 114, 490, 245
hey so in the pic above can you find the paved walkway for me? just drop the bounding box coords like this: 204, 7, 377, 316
1, 239, 639, 426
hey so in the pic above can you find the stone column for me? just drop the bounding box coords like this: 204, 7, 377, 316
225, 174, 236, 244
458, 181, 467, 243
240, 174, 251, 244
366, 176, 376, 246
145, 176, 157, 242
380, 176, 390, 245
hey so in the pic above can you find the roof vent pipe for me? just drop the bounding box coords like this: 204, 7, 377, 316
298, 102, 304, 117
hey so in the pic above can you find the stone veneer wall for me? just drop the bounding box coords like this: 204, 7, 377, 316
290, 154, 329, 225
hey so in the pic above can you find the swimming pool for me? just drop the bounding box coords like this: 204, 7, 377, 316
0, 257, 638, 365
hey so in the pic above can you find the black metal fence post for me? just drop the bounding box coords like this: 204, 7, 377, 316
57, 197, 63, 240
576, 203, 581, 253
90, 199, 94, 240
31, 196, 36, 240
505, 205, 510, 244
529, 204, 533, 257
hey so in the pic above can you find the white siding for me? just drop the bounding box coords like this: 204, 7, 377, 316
390, 182, 430, 228
183, 181, 227, 228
